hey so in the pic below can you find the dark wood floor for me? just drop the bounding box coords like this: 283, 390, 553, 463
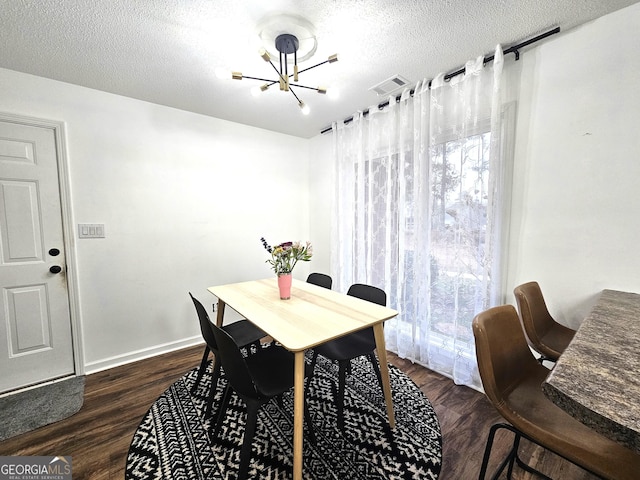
0, 345, 599, 480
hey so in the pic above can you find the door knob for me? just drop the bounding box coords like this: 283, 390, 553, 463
49, 265, 63, 274
49, 248, 61, 256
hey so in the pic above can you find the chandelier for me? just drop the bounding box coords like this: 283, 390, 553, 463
232, 33, 337, 115
222, 15, 338, 116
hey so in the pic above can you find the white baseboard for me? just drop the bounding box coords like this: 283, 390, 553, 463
84, 336, 204, 375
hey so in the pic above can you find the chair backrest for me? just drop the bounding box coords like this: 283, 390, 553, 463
513, 281, 556, 349
472, 305, 540, 406
347, 283, 386, 306
210, 321, 259, 399
189, 292, 218, 351
306, 273, 333, 289
346, 284, 387, 345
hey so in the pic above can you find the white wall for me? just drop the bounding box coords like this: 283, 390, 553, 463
308, 132, 333, 277
311, 3, 640, 330
0, 68, 311, 372
508, 3, 640, 328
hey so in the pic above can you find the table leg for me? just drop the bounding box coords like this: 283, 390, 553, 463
215, 299, 226, 327
373, 323, 396, 429
293, 350, 305, 480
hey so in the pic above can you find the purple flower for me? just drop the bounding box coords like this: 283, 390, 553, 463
260, 237, 313, 275
260, 237, 273, 253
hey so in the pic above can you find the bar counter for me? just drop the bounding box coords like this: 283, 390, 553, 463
543, 289, 640, 453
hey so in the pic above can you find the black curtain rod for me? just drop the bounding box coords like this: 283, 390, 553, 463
320, 26, 560, 135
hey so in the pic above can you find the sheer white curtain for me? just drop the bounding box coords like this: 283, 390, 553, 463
331, 46, 509, 389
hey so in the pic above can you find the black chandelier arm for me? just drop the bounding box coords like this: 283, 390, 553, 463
241, 76, 322, 94
287, 85, 303, 104
296, 55, 337, 76
289, 83, 323, 92
241, 75, 277, 83
296, 61, 327, 75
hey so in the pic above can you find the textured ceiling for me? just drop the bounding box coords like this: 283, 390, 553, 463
1, 0, 638, 138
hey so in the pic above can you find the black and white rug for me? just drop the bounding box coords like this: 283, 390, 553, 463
126, 353, 442, 479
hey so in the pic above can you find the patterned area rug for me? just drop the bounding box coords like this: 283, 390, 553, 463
126, 353, 442, 479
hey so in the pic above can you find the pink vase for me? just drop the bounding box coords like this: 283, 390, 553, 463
277, 273, 292, 300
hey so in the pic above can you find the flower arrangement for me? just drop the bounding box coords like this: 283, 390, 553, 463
260, 237, 313, 276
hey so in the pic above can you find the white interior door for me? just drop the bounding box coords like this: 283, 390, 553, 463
0, 120, 75, 393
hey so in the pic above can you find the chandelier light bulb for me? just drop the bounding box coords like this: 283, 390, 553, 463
327, 88, 340, 100
299, 102, 310, 115
251, 85, 262, 97
214, 67, 231, 80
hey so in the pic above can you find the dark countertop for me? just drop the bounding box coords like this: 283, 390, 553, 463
543, 289, 640, 453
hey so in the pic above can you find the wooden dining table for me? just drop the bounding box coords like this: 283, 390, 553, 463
542, 289, 640, 454
208, 277, 399, 480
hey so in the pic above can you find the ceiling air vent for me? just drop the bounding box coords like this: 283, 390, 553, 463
369, 74, 411, 96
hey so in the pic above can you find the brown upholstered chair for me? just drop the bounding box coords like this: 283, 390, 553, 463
513, 281, 575, 363
472, 305, 640, 480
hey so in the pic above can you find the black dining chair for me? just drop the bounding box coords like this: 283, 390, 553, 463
307, 283, 386, 429
188, 293, 266, 417
306, 272, 333, 289
210, 321, 314, 480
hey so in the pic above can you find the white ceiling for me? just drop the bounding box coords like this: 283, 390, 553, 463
2, 0, 637, 138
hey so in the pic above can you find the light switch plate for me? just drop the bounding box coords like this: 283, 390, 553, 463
78, 223, 105, 238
